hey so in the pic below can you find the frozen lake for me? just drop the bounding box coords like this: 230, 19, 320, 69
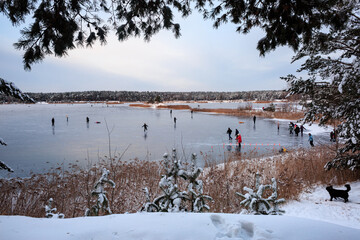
0, 102, 329, 177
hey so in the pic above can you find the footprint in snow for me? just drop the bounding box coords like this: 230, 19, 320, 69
210, 214, 278, 240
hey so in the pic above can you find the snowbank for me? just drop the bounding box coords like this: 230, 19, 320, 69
268, 118, 331, 135
1, 182, 360, 239
284, 181, 360, 229
1, 212, 359, 240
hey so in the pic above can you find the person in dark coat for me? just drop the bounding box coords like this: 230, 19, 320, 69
289, 123, 293, 134
300, 125, 305, 136
51, 118, 55, 126
330, 131, 334, 141
294, 125, 300, 136
142, 123, 148, 132
235, 129, 239, 137
253, 115, 256, 124
227, 128, 233, 140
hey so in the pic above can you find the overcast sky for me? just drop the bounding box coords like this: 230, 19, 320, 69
0, 11, 301, 93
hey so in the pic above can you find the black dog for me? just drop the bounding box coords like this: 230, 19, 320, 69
326, 184, 351, 202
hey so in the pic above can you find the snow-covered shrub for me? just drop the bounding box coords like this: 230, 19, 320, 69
187, 153, 212, 212
236, 173, 285, 215
141, 149, 212, 213
140, 187, 159, 212
45, 198, 64, 218
153, 150, 189, 212
85, 168, 115, 216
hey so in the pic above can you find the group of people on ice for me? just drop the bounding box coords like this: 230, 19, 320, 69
226, 117, 319, 151
288, 122, 305, 136
226, 127, 242, 150
288, 122, 315, 147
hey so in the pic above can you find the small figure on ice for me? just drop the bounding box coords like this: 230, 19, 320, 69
330, 130, 336, 142
294, 125, 300, 136
288, 122, 294, 134
300, 125, 305, 136
142, 123, 148, 132
236, 132, 242, 150
308, 133, 314, 147
235, 129, 239, 137
227, 127, 233, 140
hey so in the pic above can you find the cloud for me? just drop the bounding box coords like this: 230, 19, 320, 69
0, 12, 301, 92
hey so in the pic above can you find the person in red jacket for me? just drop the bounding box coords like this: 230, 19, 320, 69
236, 133, 242, 150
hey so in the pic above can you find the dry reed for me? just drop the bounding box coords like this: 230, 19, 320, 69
128, 104, 152, 108
157, 105, 192, 110
0, 146, 358, 217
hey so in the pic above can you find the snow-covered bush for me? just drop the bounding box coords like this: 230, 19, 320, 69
236, 173, 285, 215
85, 168, 115, 216
187, 153, 212, 212
140, 187, 159, 212
153, 150, 189, 212
141, 149, 212, 213
45, 198, 64, 219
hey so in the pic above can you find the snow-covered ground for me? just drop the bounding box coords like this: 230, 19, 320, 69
283, 181, 360, 229
1, 182, 359, 240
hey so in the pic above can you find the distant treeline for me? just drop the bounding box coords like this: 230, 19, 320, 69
0, 90, 288, 103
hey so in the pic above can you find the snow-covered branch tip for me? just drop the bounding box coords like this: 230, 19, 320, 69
0, 160, 14, 172
0, 78, 34, 103
0, 138, 7, 146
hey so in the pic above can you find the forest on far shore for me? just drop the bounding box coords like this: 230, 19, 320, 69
0, 90, 290, 103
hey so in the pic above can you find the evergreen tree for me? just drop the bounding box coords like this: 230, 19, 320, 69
154, 95, 162, 103
283, 1, 360, 170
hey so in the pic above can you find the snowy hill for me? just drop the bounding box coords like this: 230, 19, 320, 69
1, 182, 359, 240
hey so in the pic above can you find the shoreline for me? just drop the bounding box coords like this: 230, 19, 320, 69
128, 101, 304, 121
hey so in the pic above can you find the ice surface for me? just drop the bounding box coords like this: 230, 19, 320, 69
0, 103, 330, 177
